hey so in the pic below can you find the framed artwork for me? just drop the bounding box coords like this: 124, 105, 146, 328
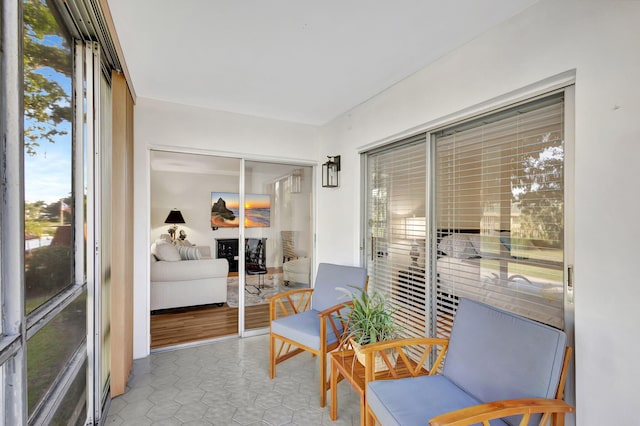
211, 192, 271, 228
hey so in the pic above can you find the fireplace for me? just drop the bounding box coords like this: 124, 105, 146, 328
216, 238, 239, 272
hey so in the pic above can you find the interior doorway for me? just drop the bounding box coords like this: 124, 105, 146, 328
148, 150, 314, 349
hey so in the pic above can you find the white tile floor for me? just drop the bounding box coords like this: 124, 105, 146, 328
105, 335, 362, 425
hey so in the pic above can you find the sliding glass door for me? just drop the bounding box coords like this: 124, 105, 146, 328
0, 1, 109, 423
241, 161, 313, 334
363, 135, 428, 341
148, 154, 313, 341
429, 89, 575, 422
431, 92, 569, 335
362, 89, 575, 357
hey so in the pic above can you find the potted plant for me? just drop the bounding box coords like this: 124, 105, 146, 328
341, 287, 400, 372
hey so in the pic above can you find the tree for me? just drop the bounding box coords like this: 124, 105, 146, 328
43, 196, 73, 224
23, 0, 72, 156
510, 133, 564, 246
25, 200, 49, 237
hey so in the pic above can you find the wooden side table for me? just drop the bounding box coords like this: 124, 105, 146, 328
330, 350, 366, 425
330, 348, 425, 426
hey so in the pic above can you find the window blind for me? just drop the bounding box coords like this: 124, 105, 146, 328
432, 93, 565, 339
365, 134, 428, 340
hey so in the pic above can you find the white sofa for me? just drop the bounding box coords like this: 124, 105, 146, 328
150, 243, 229, 310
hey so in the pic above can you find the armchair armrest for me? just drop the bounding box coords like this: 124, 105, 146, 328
360, 337, 449, 381
429, 398, 575, 426
268, 288, 313, 321
317, 301, 354, 347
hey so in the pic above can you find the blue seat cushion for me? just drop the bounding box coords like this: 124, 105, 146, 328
270, 309, 342, 350
367, 375, 508, 426
443, 298, 567, 403
312, 263, 367, 312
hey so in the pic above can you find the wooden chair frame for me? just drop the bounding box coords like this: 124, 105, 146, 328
268, 287, 358, 407
362, 338, 573, 426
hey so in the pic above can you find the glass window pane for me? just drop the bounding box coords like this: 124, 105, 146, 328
244, 161, 313, 332
49, 359, 87, 425
23, 0, 74, 314
27, 292, 86, 416
365, 136, 428, 344
434, 95, 565, 331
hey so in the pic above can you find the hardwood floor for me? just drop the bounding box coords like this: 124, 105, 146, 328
150, 303, 270, 349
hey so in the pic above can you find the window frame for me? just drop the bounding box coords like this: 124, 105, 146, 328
0, 1, 103, 424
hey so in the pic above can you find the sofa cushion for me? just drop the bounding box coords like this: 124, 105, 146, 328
367, 375, 508, 426
151, 241, 181, 262
178, 245, 202, 260
270, 309, 342, 350
150, 258, 228, 282
283, 257, 310, 274
443, 298, 567, 413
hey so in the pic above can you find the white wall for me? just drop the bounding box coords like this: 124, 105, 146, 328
150, 169, 239, 248
319, 1, 640, 424
133, 98, 320, 358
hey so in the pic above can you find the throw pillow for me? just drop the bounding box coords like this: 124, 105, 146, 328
174, 239, 193, 247
178, 246, 201, 261
153, 242, 181, 262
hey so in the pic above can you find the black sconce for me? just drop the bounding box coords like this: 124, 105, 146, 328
322, 155, 341, 188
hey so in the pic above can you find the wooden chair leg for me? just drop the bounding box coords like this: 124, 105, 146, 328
359, 394, 366, 426
269, 334, 276, 379
330, 359, 338, 420
365, 405, 375, 426
320, 352, 327, 407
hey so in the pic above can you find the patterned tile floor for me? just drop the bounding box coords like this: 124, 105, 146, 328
105, 335, 362, 425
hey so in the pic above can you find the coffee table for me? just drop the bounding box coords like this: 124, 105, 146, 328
330, 348, 425, 426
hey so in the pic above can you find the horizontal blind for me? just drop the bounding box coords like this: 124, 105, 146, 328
366, 135, 427, 341
433, 93, 565, 339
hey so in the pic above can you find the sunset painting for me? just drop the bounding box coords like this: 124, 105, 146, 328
211, 192, 271, 228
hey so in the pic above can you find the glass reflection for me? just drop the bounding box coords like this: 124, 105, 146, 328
23, 0, 74, 313
243, 162, 313, 332
27, 293, 86, 416
49, 359, 87, 425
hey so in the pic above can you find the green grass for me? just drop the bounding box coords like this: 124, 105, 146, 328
26, 294, 86, 415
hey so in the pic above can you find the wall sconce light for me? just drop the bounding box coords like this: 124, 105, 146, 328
322, 155, 341, 188
164, 209, 186, 240
288, 168, 302, 193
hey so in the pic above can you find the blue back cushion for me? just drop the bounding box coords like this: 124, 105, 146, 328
443, 298, 566, 405
312, 263, 367, 312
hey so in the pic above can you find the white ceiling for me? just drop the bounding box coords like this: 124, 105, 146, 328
107, 0, 537, 126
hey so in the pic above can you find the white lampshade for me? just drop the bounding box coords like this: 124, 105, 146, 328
405, 216, 426, 239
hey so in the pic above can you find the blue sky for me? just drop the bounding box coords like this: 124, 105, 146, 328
24, 33, 73, 204
24, 130, 72, 203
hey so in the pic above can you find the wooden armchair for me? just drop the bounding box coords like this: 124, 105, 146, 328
268, 263, 367, 407
363, 298, 574, 426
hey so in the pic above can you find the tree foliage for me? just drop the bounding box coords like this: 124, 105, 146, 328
25, 196, 72, 237
510, 134, 564, 246
23, 0, 72, 156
